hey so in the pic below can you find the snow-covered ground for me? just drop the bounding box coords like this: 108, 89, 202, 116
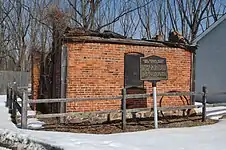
195, 102, 226, 120
1, 95, 226, 150
16, 97, 46, 129
0, 147, 10, 150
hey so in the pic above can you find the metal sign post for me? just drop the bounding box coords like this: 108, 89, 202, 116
152, 81, 158, 129
140, 55, 168, 129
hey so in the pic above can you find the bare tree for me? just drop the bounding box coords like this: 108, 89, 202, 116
1, 0, 226, 72
66, 0, 154, 32
152, 0, 226, 42
67, 0, 101, 29
117, 1, 140, 37
2, 0, 31, 71
0, 0, 16, 69
176, 0, 211, 41
136, 0, 153, 39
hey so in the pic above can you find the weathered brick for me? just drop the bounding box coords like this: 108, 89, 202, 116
64, 42, 192, 112
32, 51, 41, 100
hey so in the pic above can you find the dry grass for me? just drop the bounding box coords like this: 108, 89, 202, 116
38, 115, 218, 134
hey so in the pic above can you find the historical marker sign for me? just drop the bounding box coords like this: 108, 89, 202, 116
139, 55, 168, 129
140, 55, 168, 81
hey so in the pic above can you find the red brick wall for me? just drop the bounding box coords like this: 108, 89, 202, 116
65, 43, 192, 112
32, 51, 41, 100
126, 88, 147, 109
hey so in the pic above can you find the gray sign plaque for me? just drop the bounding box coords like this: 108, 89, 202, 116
140, 55, 168, 81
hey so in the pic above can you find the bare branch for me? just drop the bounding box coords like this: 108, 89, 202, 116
97, 0, 154, 31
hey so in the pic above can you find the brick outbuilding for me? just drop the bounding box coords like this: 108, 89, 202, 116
32, 29, 196, 114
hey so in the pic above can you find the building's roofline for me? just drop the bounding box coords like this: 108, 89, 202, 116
192, 14, 226, 44
63, 35, 197, 53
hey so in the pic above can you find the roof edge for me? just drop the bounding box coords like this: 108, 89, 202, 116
192, 14, 226, 44
63, 35, 197, 53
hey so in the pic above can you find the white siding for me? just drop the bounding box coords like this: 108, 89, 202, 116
196, 19, 226, 102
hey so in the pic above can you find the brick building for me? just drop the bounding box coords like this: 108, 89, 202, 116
32, 28, 196, 113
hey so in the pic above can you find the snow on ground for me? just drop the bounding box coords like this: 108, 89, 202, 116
1, 95, 226, 150
16, 96, 46, 129
0, 96, 18, 132
194, 102, 226, 120
17, 119, 226, 150
0, 147, 10, 150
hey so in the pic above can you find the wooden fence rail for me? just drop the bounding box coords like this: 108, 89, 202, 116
27, 92, 203, 104
6, 83, 210, 130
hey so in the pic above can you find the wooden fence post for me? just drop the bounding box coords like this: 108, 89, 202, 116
202, 86, 207, 122
21, 91, 28, 129
60, 45, 67, 124
11, 83, 17, 124
122, 88, 127, 130
8, 87, 13, 114
6, 85, 9, 107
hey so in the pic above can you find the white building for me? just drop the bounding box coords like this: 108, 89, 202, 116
193, 14, 226, 103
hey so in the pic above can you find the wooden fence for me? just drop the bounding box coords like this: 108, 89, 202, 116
6, 83, 225, 130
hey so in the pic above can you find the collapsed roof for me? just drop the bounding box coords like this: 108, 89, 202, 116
63, 27, 197, 52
